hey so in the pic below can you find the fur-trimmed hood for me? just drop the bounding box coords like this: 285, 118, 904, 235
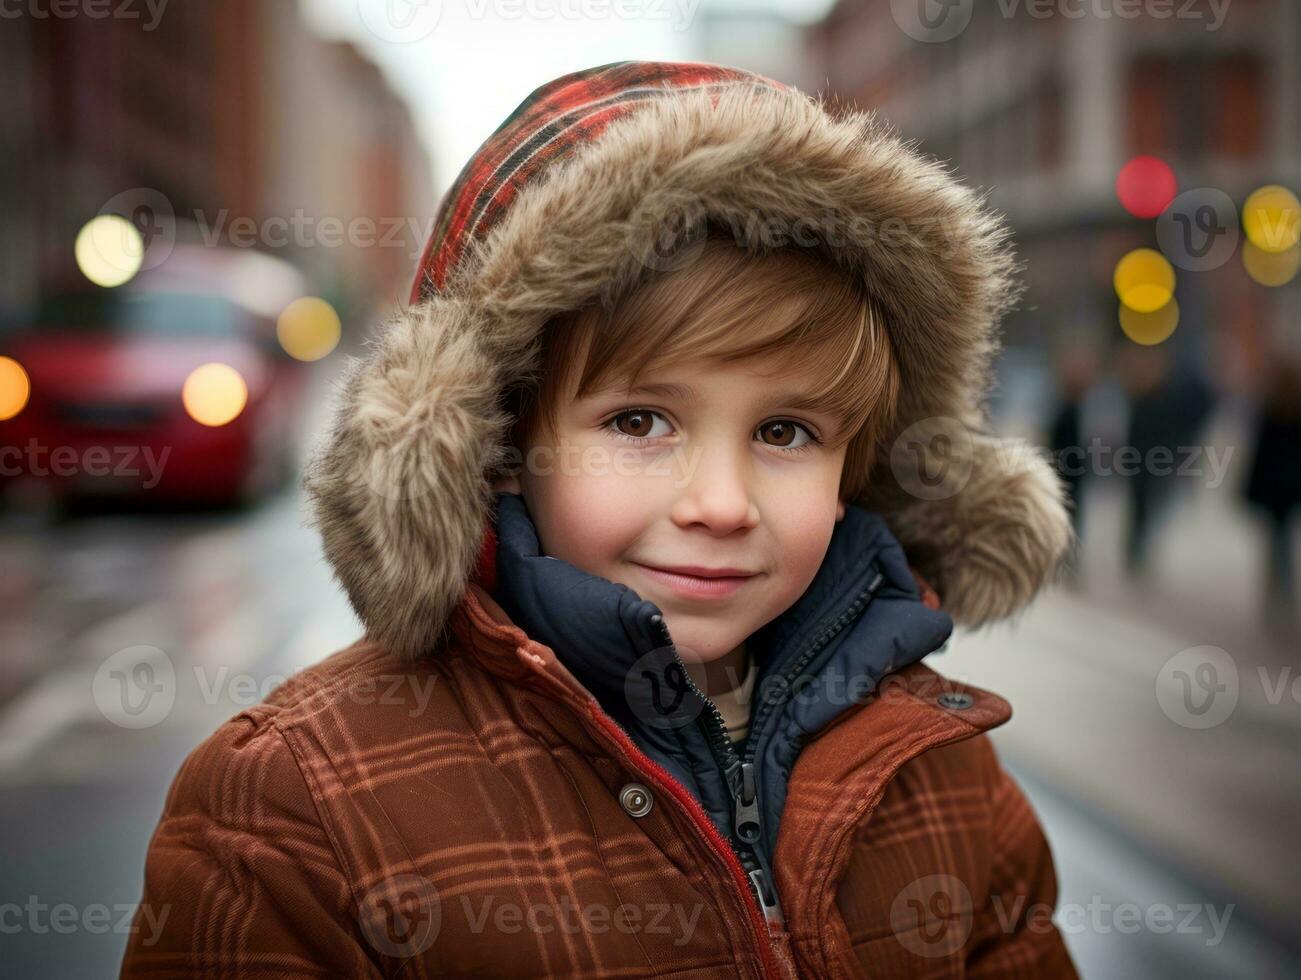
302, 60, 1073, 661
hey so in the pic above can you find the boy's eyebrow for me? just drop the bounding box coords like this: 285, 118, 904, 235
618, 381, 834, 416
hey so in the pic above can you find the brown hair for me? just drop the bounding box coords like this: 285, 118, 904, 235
502, 226, 900, 502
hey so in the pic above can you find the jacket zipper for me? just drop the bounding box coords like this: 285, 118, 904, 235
586, 701, 787, 980
649, 564, 887, 933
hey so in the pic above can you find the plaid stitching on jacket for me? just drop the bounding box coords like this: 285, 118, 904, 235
121, 584, 1078, 978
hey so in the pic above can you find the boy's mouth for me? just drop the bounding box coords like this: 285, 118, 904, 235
630, 562, 760, 600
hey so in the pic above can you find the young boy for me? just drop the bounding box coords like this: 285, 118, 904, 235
123, 62, 1078, 977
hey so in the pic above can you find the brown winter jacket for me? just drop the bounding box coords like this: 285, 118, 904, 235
123, 60, 1080, 977
120, 576, 1076, 978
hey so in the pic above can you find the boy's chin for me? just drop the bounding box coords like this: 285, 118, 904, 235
656, 621, 748, 662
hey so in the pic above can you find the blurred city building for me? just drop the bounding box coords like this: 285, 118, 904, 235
0, 0, 433, 323
696, 6, 813, 89
806, 0, 1300, 397
805, 6, 1301, 963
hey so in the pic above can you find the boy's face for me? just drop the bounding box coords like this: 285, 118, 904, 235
494, 353, 849, 668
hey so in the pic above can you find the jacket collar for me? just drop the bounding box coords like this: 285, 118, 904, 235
449, 574, 1014, 926
475, 490, 956, 850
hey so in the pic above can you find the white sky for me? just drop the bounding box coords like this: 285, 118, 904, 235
302, 0, 835, 193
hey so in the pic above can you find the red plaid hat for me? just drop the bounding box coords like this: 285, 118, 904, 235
410, 61, 790, 303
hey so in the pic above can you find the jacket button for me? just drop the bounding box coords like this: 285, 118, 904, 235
619, 783, 654, 818
937, 692, 974, 710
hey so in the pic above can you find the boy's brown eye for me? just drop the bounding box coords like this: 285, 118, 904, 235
761, 421, 798, 447
614, 410, 656, 438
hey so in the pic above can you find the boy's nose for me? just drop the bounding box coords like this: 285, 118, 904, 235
669, 441, 760, 533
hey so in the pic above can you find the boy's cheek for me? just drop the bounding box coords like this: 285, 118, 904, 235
774, 508, 841, 586
523, 474, 648, 566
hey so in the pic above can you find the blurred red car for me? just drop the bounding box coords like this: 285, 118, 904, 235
0, 246, 314, 508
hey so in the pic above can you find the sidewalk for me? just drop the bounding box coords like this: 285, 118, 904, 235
937, 409, 1300, 951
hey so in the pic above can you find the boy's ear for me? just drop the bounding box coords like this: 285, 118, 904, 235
836, 498, 845, 521
492, 472, 522, 494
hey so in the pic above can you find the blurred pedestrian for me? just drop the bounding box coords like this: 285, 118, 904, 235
1116, 344, 1216, 578
1241, 352, 1301, 639
1047, 340, 1099, 581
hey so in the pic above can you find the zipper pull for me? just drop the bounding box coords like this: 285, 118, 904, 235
747, 866, 785, 929
731, 761, 762, 844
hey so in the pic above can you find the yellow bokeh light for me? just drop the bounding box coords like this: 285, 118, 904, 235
1242, 185, 1301, 254
74, 215, 144, 287
182, 363, 248, 427
0, 356, 31, 421
1242, 241, 1301, 287
1114, 248, 1176, 313
1119, 298, 1180, 346
276, 296, 341, 362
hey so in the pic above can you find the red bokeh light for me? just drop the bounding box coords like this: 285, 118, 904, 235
1116, 156, 1178, 218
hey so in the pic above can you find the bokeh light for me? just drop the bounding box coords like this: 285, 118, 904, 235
1242, 185, 1301, 254
1242, 240, 1301, 287
1114, 248, 1176, 313
277, 296, 341, 361
1119, 297, 1180, 346
182, 363, 248, 427
74, 215, 144, 287
1116, 156, 1177, 219
0, 356, 31, 421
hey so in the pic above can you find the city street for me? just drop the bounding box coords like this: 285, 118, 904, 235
0, 481, 365, 975
7, 1, 1298, 977
949, 577, 1300, 978
2, 417, 1297, 976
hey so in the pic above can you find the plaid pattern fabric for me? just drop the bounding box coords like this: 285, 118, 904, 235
781, 681, 1078, 977
409, 60, 789, 303
121, 584, 1078, 978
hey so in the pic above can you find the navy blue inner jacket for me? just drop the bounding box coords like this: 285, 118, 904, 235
489, 490, 953, 871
